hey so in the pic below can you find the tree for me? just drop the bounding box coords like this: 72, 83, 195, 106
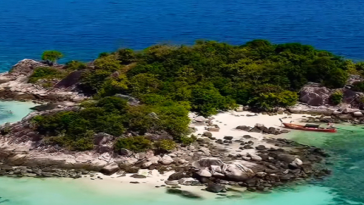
42, 50, 64, 64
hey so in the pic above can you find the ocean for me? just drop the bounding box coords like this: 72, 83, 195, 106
1, 0, 364, 72
1, 0, 364, 204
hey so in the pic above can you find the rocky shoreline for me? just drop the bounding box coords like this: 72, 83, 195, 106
0, 108, 332, 195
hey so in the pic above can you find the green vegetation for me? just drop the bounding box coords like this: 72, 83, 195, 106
114, 136, 152, 152
329, 90, 343, 105
41, 50, 64, 64
154, 139, 176, 152
351, 81, 364, 92
28, 67, 66, 83
31, 40, 364, 152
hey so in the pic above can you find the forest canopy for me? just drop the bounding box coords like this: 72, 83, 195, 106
31, 40, 359, 151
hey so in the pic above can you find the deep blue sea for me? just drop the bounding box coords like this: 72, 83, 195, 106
1, 1, 364, 204
1, 0, 364, 72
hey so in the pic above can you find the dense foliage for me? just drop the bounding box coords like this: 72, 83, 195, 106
32, 40, 363, 151
78, 40, 352, 112
114, 136, 152, 152
32, 97, 190, 151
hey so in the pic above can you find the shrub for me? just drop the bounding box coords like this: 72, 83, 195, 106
154, 139, 176, 152
42, 50, 63, 63
28, 67, 65, 83
114, 136, 152, 152
329, 90, 343, 105
176, 135, 197, 145
351, 81, 364, 92
65, 60, 87, 71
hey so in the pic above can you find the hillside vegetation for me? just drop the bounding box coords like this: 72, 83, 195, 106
30, 40, 362, 151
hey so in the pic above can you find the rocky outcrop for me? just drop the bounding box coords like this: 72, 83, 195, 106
0, 59, 86, 103
8, 59, 46, 77
299, 83, 331, 106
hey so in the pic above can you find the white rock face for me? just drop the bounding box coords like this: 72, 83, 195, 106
197, 168, 212, 177
291, 158, 303, 167
195, 116, 206, 122
159, 155, 174, 165
353, 111, 363, 117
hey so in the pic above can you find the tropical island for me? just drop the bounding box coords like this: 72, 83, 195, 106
1, 40, 364, 198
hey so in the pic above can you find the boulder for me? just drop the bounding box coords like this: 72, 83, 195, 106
178, 178, 198, 186
159, 155, 174, 165
223, 163, 255, 181
195, 116, 206, 122
353, 111, 363, 117
202, 132, 212, 138
223, 136, 233, 140
206, 182, 226, 193
255, 145, 266, 151
100, 163, 120, 175
119, 148, 132, 156
299, 84, 331, 106
192, 158, 224, 169
168, 172, 187, 181
236, 125, 250, 131
248, 153, 262, 161
290, 158, 303, 167
130, 174, 147, 178
94, 133, 113, 145
9, 59, 46, 76
165, 180, 179, 185
196, 168, 212, 177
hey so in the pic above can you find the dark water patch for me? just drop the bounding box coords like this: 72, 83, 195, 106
1, 0, 364, 71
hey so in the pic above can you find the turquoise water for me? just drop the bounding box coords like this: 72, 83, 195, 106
1, 103, 364, 204
1, 0, 364, 71
0, 101, 37, 124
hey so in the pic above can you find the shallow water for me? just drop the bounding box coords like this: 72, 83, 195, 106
0, 104, 364, 205
1, 0, 364, 71
0, 101, 37, 124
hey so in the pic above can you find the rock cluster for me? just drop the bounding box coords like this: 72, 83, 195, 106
235, 123, 289, 135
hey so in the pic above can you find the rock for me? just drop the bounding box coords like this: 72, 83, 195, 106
353, 111, 363, 117
199, 147, 211, 155
248, 153, 262, 161
256, 172, 267, 177
94, 133, 113, 145
195, 116, 206, 122
236, 125, 250, 131
206, 182, 226, 193
223, 136, 233, 140
178, 178, 198, 185
141, 161, 153, 168
100, 163, 120, 175
9, 59, 45, 76
130, 174, 147, 178
201, 132, 213, 139
165, 180, 179, 185
159, 155, 174, 165
192, 158, 224, 169
196, 168, 212, 177
277, 154, 296, 163
168, 172, 187, 181
249, 127, 261, 133
223, 163, 255, 181
299, 84, 331, 106
290, 158, 303, 167
255, 145, 266, 150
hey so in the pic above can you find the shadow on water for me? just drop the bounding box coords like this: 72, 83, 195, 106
286, 125, 364, 204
